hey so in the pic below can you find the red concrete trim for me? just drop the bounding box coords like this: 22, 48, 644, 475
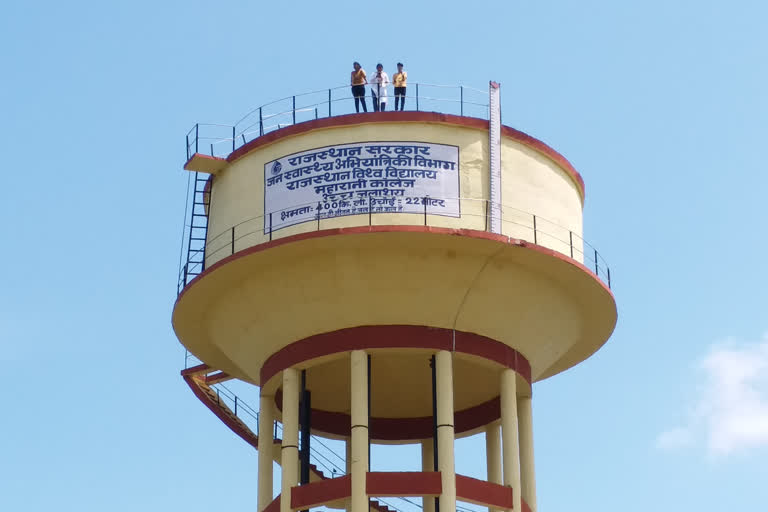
274, 389, 502, 440
224, 111, 585, 199
182, 374, 261, 450
263, 495, 280, 512
176, 226, 611, 306
262, 325, 530, 386
522, 499, 533, 512
180, 363, 210, 376
366, 471, 442, 497
291, 475, 351, 509
455, 474, 513, 509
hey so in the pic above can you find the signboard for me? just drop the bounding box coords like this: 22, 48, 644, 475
264, 141, 460, 232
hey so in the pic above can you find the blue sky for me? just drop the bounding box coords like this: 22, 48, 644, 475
2, 1, 767, 510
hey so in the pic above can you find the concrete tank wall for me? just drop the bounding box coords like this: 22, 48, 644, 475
202, 117, 585, 268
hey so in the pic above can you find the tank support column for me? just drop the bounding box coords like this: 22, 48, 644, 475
518, 397, 536, 512
421, 439, 435, 512
436, 350, 456, 512
485, 422, 502, 512
500, 370, 521, 512
350, 350, 369, 512
258, 392, 275, 512
281, 368, 300, 512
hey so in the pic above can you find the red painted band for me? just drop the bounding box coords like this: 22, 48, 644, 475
221, 111, 585, 199
366, 471, 442, 497
291, 475, 351, 509
455, 474, 513, 509
261, 325, 530, 387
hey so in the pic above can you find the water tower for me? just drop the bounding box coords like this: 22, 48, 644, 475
173, 81, 616, 512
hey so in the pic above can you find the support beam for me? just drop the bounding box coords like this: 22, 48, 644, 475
436, 351, 456, 512
258, 392, 275, 512
500, 370, 520, 512
281, 368, 300, 512
350, 350, 369, 512
422, 439, 435, 512
518, 397, 537, 512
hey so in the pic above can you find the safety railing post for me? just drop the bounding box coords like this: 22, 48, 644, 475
186, 134, 190, 160
210, 143, 214, 156
316, 202, 321, 231
369, 195, 372, 225
234, 396, 238, 416
232, 126, 235, 152
259, 107, 263, 136
533, 215, 538, 244
569, 231, 574, 258
315, 107, 318, 119
416, 83, 420, 111
460, 86, 464, 116
292, 96, 296, 124
423, 196, 428, 225
607, 267, 612, 289
269, 212, 273, 241
594, 248, 599, 276
231, 227, 235, 255
274, 420, 278, 439
328, 89, 332, 117
195, 123, 199, 154
484, 200, 488, 231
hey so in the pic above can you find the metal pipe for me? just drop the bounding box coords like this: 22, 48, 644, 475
430, 356, 440, 512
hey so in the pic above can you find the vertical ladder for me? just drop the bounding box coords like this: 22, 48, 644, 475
183, 172, 211, 288
488, 81, 502, 234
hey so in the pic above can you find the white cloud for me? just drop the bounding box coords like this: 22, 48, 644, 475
657, 334, 768, 457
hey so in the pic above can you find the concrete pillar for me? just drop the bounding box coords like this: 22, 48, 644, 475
500, 370, 520, 512
281, 369, 300, 512
436, 350, 456, 512
258, 392, 275, 512
485, 423, 502, 485
485, 422, 503, 512
518, 397, 536, 512
350, 351, 369, 512
421, 439, 435, 512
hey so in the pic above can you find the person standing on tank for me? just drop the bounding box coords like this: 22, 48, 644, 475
392, 62, 407, 111
370, 63, 389, 112
350, 62, 368, 113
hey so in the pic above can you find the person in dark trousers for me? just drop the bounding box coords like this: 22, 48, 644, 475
392, 62, 407, 111
370, 63, 389, 112
350, 62, 368, 112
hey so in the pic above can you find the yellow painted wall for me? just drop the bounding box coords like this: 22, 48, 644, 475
204, 121, 584, 267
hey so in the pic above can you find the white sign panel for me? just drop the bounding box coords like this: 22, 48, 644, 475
264, 141, 460, 232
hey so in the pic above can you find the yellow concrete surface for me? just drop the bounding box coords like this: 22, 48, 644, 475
203, 121, 584, 269
517, 397, 536, 512
173, 230, 616, 388
350, 351, 369, 512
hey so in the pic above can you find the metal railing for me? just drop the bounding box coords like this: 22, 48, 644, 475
177, 196, 611, 295
185, 83, 490, 161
